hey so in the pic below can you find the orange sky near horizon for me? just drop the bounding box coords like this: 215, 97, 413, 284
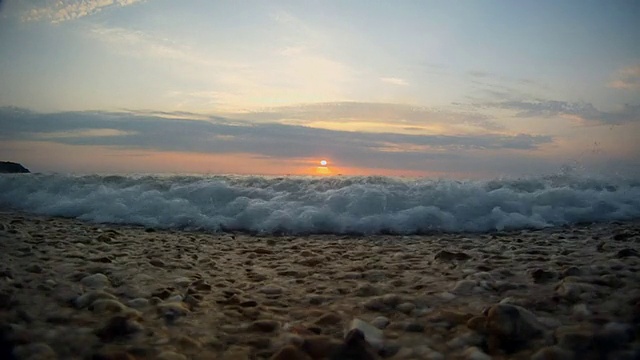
1, 140, 450, 177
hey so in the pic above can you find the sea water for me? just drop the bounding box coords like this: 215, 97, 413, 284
1, 173, 639, 234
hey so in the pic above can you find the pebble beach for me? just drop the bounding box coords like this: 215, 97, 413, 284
1, 211, 639, 360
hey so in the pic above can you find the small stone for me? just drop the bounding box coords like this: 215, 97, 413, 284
89, 299, 129, 314
381, 294, 402, 308
331, 329, 378, 360
404, 322, 424, 333
175, 335, 202, 350
355, 283, 380, 297
530, 268, 556, 283
250, 320, 280, 332
75, 290, 117, 308
571, 303, 591, 319
260, 286, 284, 295
466, 316, 487, 333
127, 298, 149, 309
485, 304, 544, 352
371, 316, 390, 329
530, 346, 574, 360
313, 312, 343, 326
561, 266, 582, 278
378, 343, 401, 358
91, 350, 136, 360
95, 315, 143, 342
554, 325, 594, 352
270, 345, 311, 360
434, 250, 471, 261
396, 302, 416, 314
240, 300, 258, 307
157, 351, 187, 360
462, 346, 491, 360
617, 248, 639, 258
149, 259, 165, 267
301, 336, 342, 360
166, 294, 184, 303
348, 318, 384, 350
452, 280, 477, 295
448, 332, 485, 349
80, 273, 110, 289
25, 264, 43, 274
12, 342, 56, 359
438, 292, 456, 301
306, 295, 325, 305
555, 281, 596, 302
157, 302, 190, 322
363, 298, 387, 312
593, 322, 634, 353
435, 310, 475, 326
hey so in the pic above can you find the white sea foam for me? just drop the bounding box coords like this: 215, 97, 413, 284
1, 173, 639, 234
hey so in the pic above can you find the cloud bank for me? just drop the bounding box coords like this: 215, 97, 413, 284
487, 100, 640, 125
0, 107, 553, 173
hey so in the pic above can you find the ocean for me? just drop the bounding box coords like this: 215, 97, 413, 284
1, 173, 639, 235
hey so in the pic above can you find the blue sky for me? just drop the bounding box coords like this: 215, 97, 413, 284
0, 0, 639, 177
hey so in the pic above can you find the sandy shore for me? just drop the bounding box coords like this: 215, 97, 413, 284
0, 211, 639, 360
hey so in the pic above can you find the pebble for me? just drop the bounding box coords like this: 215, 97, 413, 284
13, 342, 56, 359
555, 281, 596, 302
157, 351, 187, 360
75, 290, 117, 308
452, 280, 477, 295
313, 312, 343, 326
127, 298, 149, 308
301, 336, 342, 359
349, 318, 384, 350
485, 304, 544, 352
260, 286, 284, 295
462, 346, 492, 360
554, 325, 594, 352
404, 322, 425, 332
95, 315, 143, 342
80, 273, 110, 289
270, 345, 311, 360
434, 250, 471, 261
250, 320, 280, 332
396, 302, 416, 314
331, 329, 378, 360
25, 264, 44, 274
371, 316, 390, 329
530, 346, 574, 360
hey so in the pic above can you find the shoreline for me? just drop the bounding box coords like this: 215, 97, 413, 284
1, 211, 639, 359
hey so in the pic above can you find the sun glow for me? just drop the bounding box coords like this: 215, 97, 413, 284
320, 159, 327, 166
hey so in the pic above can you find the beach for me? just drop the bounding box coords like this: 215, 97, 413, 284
1, 211, 639, 359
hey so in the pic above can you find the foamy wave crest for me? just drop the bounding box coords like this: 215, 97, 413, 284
1, 174, 639, 234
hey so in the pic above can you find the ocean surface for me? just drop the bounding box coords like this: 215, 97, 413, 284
1, 173, 639, 235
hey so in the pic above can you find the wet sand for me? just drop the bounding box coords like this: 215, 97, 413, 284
1, 211, 639, 359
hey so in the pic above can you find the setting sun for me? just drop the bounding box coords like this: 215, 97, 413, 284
320, 160, 328, 166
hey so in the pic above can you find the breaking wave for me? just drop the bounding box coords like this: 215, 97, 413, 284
1, 173, 639, 234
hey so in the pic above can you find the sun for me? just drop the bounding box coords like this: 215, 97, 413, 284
320, 159, 328, 166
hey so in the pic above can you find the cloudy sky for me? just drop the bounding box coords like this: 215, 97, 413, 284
0, 0, 639, 177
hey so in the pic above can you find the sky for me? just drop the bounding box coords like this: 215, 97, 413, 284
0, 0, 639, 178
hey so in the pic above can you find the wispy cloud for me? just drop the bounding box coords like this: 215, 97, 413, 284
22, 0, 145, 23
380, 77, 409, 86
236, 101, 505, 134
488, 100, 640, 125
608, 65, 640, 90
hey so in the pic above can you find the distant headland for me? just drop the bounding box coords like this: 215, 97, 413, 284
0, 161, 30, 173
